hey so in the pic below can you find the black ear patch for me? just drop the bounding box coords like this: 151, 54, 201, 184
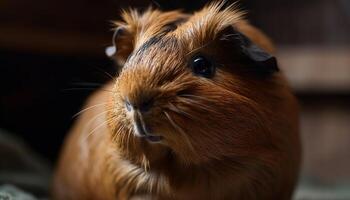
219, 26, 279, 76
162, 17, 188, 33
239, 31, 279, 74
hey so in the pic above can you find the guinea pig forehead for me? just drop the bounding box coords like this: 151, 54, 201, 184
171, 3, 244, 52
129, 35, 181, 63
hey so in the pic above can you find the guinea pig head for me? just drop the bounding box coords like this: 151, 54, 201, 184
107, 3, 299, 173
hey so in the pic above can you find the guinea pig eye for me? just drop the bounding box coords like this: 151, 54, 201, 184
190, 56, 215, 78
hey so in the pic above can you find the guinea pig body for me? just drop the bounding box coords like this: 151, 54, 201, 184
53, 2, 300, 200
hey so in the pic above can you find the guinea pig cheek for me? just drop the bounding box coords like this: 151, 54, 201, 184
159, 110, 203, 163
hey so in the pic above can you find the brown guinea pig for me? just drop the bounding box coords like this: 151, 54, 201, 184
53, 2, 301, 200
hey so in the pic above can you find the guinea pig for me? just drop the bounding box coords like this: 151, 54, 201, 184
53, 2, 301, 200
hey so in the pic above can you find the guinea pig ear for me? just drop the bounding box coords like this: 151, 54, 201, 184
106, 9, 188, 68
105, 25, 134, 67
219, 26, 279, 76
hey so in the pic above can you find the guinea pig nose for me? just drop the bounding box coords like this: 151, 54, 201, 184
125, 98, 153, 112
125, 100, 133, 112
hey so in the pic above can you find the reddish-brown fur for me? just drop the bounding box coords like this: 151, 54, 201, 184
53, 2, 300, 199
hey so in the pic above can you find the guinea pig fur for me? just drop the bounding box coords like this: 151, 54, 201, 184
53, 2, 301, 200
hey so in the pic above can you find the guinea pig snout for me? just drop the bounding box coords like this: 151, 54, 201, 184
122, 90, 164, 142
127, 105, 163, 143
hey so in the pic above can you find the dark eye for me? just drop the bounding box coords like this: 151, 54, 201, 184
190, 56, 215, 78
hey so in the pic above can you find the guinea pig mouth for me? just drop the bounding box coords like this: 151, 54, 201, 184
133, 115, 163, 143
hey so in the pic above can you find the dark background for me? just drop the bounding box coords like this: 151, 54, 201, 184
1, 0, 350, 195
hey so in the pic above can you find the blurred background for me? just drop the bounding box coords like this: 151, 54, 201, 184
0, 0, 349, 199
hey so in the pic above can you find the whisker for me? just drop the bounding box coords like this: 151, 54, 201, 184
178, 94, 211, 102
178, 98, 214, 112
72, 102, 110, 119
126, 127, 132, 157
62, 88, 116, 94
92, 66, 115, 80
163, 111, 196, 155
124, 128, 132, 154
150, 0, 161, 8
163, 111, 185, 136
111, 123, 123, 142
86, 109, 115, 130
84, 116, 116, 141
167, 103, 198, 121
